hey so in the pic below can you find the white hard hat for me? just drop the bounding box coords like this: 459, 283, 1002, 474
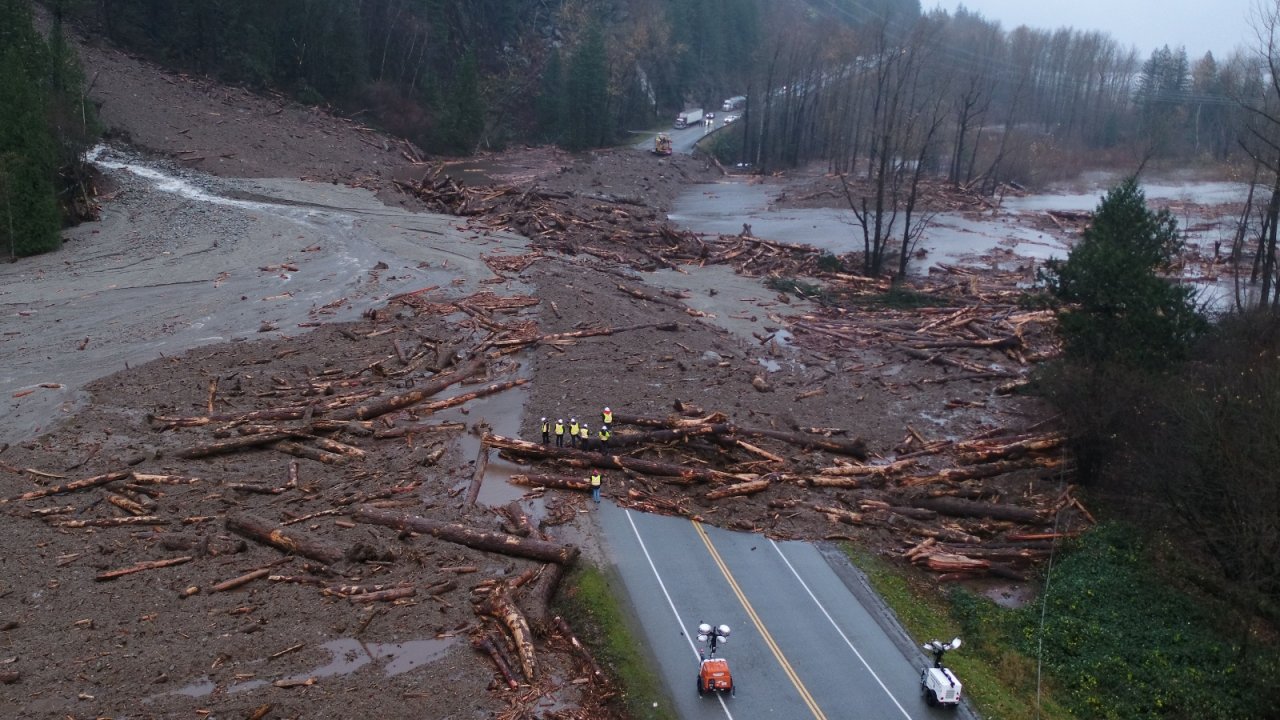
604, 406, 611, 411
541, 417, 546, 421
558, 419, 563, 423
571, 417, 576, 422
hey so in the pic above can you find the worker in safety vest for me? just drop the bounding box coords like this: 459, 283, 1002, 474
590, 470, 602, 503
602, 406, 613, 425
569, 418, 579, 448
554, 419, 565, 447
598, 425, 611, 450
540, 417, 550, 444
579, 423, 590, 451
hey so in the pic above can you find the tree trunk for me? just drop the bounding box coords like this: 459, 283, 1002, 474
226, 513, 346, 565
352, 506, 579, 565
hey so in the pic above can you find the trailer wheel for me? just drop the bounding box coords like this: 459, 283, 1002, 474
697, 676, 705, 697
926, 689, 939, 707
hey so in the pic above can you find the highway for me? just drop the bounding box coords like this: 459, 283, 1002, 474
597, 501, 977, 719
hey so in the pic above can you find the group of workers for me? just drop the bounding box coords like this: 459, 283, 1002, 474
540, 407, 614, 451
539, 407, 615, 504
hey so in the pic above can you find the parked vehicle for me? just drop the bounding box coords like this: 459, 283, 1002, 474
721, 95, 746, 111
920, 638, 963, 709
695, 622, 734, 697
723, 114, 739, 124
674, 108, 703, 129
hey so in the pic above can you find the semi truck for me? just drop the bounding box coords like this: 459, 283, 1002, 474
674, 108, 703, 129
721, 95, 746, 111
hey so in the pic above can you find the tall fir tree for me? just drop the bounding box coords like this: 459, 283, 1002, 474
565, 25, 608, 150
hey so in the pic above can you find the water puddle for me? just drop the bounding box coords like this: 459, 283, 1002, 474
145, 637, 457, 703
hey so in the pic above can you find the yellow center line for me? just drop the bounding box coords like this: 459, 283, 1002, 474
693, 520, 827, 720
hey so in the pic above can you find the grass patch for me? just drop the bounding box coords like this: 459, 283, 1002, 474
844, 546, 1073, 720
764, 275, 829, 303
555, 563, 676, 720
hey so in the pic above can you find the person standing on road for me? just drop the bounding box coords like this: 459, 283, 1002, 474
569, 418, 579, 448
598, 425, 611, 450
602, 406, 613, 426
541, 417, 550, 445
554, 418, 565, 447
590, 470, 602, 504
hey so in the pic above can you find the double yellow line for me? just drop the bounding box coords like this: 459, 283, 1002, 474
693, 520, 827, 720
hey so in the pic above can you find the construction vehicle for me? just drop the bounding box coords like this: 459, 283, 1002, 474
674, 108, 704, 129
920, 637, 963, 708
695, 622, 735, 697
653, 133, 673, 156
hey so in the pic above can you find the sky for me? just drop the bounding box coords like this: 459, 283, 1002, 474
942, 0, 1259, 60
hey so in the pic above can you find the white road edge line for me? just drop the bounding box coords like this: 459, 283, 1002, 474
624, 508, 735, 719
769, 539, 915, 720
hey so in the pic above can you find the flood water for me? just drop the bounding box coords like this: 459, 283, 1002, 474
669, 175, 1251, 309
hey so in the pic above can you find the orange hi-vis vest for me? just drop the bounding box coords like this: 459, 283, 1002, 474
602, 409, 613, 424
590, 471, 602, 487
554, 421, 565, 436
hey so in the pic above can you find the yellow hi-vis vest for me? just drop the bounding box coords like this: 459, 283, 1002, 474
570, 420, 579, 436
599, 427, 611, 442
554, 421, 564, 435
541, 420, 549, 434
579, 426, 589, 440
590, 472, 602, 487
602, 409, 613, 424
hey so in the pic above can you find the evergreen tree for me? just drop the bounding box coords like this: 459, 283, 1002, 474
1040, 177, 1205, 367
0, 1, 62, 257
445, 51, 485, 153
536, 50, 565, 144
565, 25, 608, 150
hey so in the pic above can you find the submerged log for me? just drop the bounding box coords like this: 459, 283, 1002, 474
226, 513, 346, 565
353, 506, 579, 565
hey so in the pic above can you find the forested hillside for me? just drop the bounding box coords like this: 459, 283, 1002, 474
0, 0, 95, 257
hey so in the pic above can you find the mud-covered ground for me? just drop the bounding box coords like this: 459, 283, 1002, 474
0, 23, 1081, 720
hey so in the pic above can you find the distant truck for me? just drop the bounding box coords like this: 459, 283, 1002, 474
674, 108, 703, 129
721, 95, 746, 111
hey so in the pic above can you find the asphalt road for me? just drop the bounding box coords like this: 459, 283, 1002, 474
597, 501, 977, 719
636, 116, 730, 155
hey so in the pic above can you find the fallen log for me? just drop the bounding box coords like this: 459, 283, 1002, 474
705, 478, 770, 501
333, 354, 485, 420
471, 634, 520, 689
483, 433, 740, 484
465, 440, 490, 506
478, 584, 537, 681
501, 502, 536, 537
353, 506, 579, 565
554, 615, 607, 685
176, 432, 297, 459
955, 434, 1065, 464
54, 515, 169, 528
491, 322, 678, 350
611, 413, 867, 459
0, 470, 130, 504
909, 497, 1045, 524
414, 378, 529, 416
508, 473, 590, 492
273, 441, 347, 465
96, 555, 193, 581
817, 458, 918, 477
523, 563, 564, 632
348, 586, 416, 603
209, 567, 274, 593
898, 456, 1062, 486
226, 513, 346, 565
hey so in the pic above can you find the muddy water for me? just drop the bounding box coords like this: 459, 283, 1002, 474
668, 175, 1249, 309
0, 145, 527, 445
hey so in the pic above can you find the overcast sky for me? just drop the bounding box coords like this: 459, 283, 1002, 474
942, 1, 1260, 60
